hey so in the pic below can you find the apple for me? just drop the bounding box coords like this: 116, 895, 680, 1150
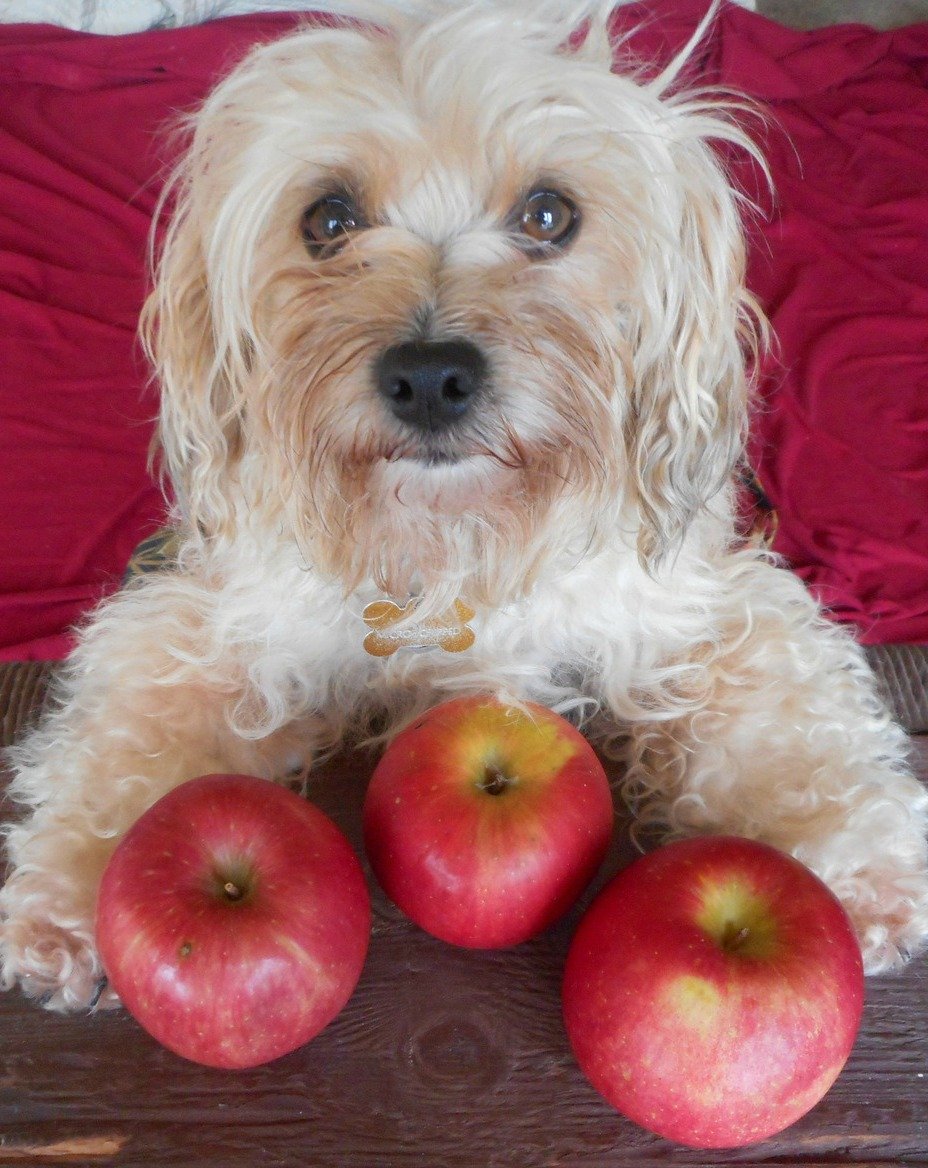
562, 835, 864, 1148
362, 695, 613, 948
96, 773, 371, 1069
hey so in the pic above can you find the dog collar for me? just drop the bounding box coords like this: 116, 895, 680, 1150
362, 598, 476, 657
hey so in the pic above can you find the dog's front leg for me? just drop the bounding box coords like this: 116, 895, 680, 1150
619, 572, 928, 974
0, 575, 325, 1011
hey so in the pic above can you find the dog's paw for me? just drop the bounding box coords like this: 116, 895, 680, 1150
0, 884, 115, 1012
839, 864, 928, 975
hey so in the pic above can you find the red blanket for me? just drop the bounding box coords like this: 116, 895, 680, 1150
2, 1, 927, 659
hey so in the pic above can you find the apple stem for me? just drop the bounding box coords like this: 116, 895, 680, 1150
223, 881, 244, 902
478, 765, 512, 796
721, 922, 752, 952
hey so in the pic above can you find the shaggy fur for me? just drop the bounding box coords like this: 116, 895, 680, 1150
2, 0, 927, 1011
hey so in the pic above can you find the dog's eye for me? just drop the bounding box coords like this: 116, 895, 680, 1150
517, 189, 579, 249
300, 194, 367, 251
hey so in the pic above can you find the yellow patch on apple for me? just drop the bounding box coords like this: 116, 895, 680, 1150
694, 873, 782, 959
452, 701, 579, 795
661, 974, 723, 1039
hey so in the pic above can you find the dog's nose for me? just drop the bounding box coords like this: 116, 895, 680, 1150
376, 339, 486, 432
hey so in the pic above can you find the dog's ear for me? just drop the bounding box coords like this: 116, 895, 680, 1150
141, 167, 248, 540
627, 103, 763, 568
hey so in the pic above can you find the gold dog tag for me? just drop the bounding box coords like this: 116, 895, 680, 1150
362, 598, 476, 657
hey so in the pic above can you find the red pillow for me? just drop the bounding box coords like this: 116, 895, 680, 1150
1, 2, 927, 660
730, 15, 928, 644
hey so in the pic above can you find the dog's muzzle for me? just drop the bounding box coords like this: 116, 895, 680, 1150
375, 338, 487, 435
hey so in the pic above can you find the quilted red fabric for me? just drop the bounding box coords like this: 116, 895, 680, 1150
0, 14, 303, 660
729, 13, 928, 645
1, 2, 927, 659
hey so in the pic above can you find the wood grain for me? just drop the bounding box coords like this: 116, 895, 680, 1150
0, 698, 926, 1165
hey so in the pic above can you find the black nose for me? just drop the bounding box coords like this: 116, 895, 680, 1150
375, 339, 487, 433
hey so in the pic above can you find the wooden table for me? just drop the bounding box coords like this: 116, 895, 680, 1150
0, 668, 926, 1166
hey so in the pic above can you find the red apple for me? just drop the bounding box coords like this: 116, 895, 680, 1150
362, 695, 613, 948
562, 835, 864, 1149
96, 773, 370, 1069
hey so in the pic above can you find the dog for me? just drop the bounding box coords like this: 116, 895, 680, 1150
2, 0, 927, 1012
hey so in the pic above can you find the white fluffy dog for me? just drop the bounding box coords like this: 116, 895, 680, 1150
3, 0, 927, 1011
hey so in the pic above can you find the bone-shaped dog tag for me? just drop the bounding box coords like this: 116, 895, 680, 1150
362, 598, 476, 657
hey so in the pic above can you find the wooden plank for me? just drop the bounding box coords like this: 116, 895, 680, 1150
0, 740, 926, 1165
0, 1135, 128, 1162
0, 665, 52, 753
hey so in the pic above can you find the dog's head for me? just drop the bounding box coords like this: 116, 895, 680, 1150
145, 1, 762, 611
